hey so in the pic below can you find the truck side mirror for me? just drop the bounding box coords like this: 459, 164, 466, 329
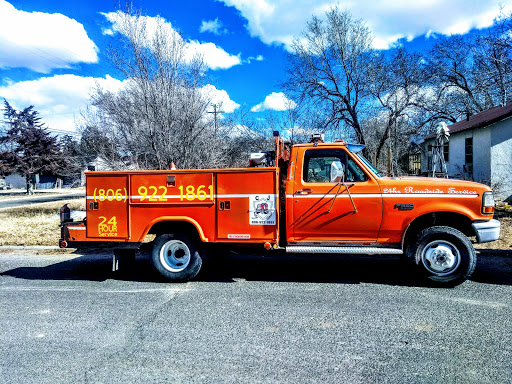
330, 161, 345, 183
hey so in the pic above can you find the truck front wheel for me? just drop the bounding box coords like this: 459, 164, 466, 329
406, 226, 476, 286
151, 233, 203, 282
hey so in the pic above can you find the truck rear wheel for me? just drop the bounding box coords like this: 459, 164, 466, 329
151, 233, 203, 282
406, 226, 476, 287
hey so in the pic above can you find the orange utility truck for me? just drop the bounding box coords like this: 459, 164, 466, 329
60, 134, 500, 286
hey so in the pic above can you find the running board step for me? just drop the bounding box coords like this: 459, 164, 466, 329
286, 246, 403, 255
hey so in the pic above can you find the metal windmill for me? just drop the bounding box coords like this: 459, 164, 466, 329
431, 122, 450, 178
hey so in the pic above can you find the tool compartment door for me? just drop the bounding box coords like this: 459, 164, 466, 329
86, 175, 129, 239
216, 170, 278, 241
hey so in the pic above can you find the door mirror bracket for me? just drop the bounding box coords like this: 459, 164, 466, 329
328, 161, 357, 214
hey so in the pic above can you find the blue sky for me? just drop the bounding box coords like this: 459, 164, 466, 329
0, 0, 510, 135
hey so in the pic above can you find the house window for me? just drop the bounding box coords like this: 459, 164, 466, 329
464, 137, 473, 175
443, 142, 449, 162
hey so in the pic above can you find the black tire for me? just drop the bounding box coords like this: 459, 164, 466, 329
405, 226, 476, 287
151, 233, 203, 282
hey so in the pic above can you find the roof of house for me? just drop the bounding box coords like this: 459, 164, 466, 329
426, 103, 512, 139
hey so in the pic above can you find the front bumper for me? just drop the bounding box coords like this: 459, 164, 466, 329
472, 219, 501, 243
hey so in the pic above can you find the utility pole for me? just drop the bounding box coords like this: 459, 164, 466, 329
208, 104, 224, 135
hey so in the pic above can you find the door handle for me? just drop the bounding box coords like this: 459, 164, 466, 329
296, 189, 313, 195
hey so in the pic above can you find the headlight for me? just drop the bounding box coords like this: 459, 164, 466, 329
482, 192, 495, 214
483, 192, 495, 206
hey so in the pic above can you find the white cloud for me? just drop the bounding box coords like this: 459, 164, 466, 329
0, 75, 126, 132
103, 11, 241, 70
0, 75, 239, 133
0, 0, 98, 72
219, 0, 512, 50
185, 41, 241, 70
246, 55, 264, 64
199, 18, 227, 35
201, 84, 240, 113
251, 92, 296, 112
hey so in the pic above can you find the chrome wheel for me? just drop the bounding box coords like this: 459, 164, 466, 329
159, 240, 191, 272
421, 240, 460, 276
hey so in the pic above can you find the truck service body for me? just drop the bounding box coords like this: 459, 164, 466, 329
60, 136, 500, 286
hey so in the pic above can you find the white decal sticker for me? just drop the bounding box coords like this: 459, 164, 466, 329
249, 194, 276, 225
228, 234, 251, 239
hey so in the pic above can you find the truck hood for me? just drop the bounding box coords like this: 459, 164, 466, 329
378, 176, 491, 195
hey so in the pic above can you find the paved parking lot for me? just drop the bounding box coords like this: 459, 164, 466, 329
0, 249, 511, 384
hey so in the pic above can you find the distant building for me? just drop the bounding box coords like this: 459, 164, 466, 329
421, 104, 512, 201
4, 173, 25, 189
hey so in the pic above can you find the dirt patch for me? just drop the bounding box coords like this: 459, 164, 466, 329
474, 212, 512, 250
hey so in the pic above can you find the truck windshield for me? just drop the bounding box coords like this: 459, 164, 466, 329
356, 153, 383, 178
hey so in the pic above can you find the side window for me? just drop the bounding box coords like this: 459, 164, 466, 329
346, 158, 368, 182
303, 149, 368, 183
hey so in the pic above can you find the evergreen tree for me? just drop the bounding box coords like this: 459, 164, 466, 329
58, 134, 84, 176
0, 99, 65, 193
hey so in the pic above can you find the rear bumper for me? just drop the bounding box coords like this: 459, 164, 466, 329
59, 240, 141, 249
472, 219, 501, 243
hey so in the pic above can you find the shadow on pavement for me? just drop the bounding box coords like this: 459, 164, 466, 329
1, 248, 511, 287
471, 249, 512, 285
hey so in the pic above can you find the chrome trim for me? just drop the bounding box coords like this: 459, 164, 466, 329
472, 219, 501, 243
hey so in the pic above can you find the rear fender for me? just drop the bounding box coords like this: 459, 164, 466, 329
140, 216, 208, 242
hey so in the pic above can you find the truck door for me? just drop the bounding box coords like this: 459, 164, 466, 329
292, 147, 382, 242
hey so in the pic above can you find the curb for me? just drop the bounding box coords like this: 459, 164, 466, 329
0, 194, 84, 204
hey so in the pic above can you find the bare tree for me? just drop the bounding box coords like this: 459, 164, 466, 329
89, 8, 219, 169
474, 10, 512, 106
285, 7, 375, 148
425, 12, 512, 123
427, 35, 488, 121
368, 48, 428, 165
220, 106, 271, 168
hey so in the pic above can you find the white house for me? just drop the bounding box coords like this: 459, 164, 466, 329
421, 104, 512, 201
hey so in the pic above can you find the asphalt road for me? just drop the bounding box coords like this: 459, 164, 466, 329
0, 249, 511, 384
0, 192, 84, 209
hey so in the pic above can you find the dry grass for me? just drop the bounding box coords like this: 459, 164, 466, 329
0, 199, 84, 246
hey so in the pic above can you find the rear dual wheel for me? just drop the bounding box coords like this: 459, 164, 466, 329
151, 233, 203, 282
406, 226, 476, 286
